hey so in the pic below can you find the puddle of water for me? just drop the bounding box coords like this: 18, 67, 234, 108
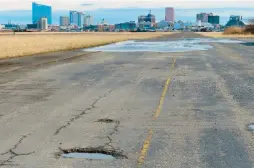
62, 153, 115, 160
247, 124, 254, 132
85, 38, 243, 53
241, 42, 254, 46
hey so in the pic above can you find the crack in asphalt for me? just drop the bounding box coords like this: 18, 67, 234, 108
0, 133, 34, 167
104, 120, 120, 149
109, 120, 120, 136
56, 119, 124, 159
54, 89, 114, 136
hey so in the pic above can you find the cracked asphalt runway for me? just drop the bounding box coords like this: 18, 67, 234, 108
0, 33, 254, 168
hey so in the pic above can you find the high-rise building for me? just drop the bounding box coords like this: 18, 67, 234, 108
138, 10, 156, 25
39, 17, 48, 30
0, 24, 4, 30
77, 12, 84, 27
60, 16, 70, 26
208, 15, 220, 25
115, 21, 136, 31
196, 13, 213, 23
165, 7, 175, 22
69, 11, 84, 27
32, 2, 52, 24
84, 15, 93, 26
70, 11, 78, 26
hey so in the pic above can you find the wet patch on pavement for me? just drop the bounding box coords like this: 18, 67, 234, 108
0, 61, 22, 68
200, 128, 253, 168
69, 64, 112, 82
220, 74, 254, 107
139, 78, 164, 94
58, 147, 128, 160
247, 123, 254, 132
241, 42, 254, 46
151, 67, 160, 70
85, 38, 243, 53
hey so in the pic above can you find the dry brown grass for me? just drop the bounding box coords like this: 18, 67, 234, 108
0, 32, 173, 59
245, 25, 254, 34
196, 32, 254, 38
224, 27, 245, 34
198, 26, 254, 38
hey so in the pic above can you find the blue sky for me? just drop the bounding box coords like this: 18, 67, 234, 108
0, 0, 253, 25
1, 0, 254, 10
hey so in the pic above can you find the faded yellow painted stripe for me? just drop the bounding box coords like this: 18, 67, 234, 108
153, 77, 171, 119
172, 57, 176, 69
153, 57, 176, 120
137, 129, 154, 167
136, 57, 177, 167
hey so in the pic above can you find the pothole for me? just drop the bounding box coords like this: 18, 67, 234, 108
247, 124, 254, 132
96, 118, 117, 123
58, 147, 127, 160
62, 152, 115, 159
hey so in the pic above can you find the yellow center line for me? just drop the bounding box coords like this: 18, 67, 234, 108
153, 57, 176, 120
137, 129, 154, 168
153, 77, 171, 119
172, 57, 176, 69
136, 57, 176, 167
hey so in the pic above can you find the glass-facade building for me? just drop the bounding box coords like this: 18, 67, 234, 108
69, 11, 84, 27
70, 11, 78, 25
78, 12, 84, 27
32, 2, 52, 24
208, 16, 220, 25
115, 22, 136, 31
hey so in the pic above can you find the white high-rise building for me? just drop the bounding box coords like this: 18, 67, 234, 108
0, 24, 4, 30
196, 13, 213, 23
39, 17, 48, 30
84, 15, 93, 26
60, 16, 70, 26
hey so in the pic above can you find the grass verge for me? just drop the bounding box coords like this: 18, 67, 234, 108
196, 32, 254, 38
0, 32, 173, 59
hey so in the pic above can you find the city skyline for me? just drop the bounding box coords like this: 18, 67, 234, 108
0, 7, 252, 25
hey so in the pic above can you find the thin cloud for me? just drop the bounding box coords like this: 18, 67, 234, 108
81, 3, 94, 6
